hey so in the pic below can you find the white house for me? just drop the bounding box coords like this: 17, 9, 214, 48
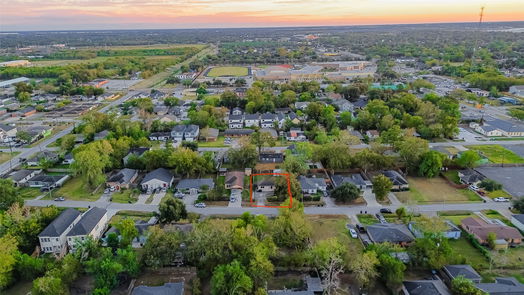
67, 207, 108, 252
228, 114, 244, 129
0, 123, 17, 142
140, 168, 174, 191
511, 214, 524, 233
39, 208, 82, 257
509, 85, 524, 97
299, 176, 327, 194
260, 113, 277, 128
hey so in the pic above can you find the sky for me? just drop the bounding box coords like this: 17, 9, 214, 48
1, 0, 523, 31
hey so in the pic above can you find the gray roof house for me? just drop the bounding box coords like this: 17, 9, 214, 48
27, 174, 69, 188
332, 173, 367, 190
442, 265, 481, 283
475, 277, 524, 294
170, 124, 199, 142
39, 208, 82, 256
402, 280, 451, 295
26, 150, 59, 166
94, 130, 110, 140
176, 178, 215, 192
132, 282, 184, 295
140, 168, 174, 191
123, 147, 149, 165
367, 223, 415, 245
381, 170, 409, 191
5, 169, 40, 187
511, 214, 524, 232
408, 220, 461, 240
107, 168, 138, 189
458, 169, 485, 185
67, 207, 108, 251
299, 176, 327, 194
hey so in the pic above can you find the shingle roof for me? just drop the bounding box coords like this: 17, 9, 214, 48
332, 174, 366, 188
461, 217, 523, 241
224, 129, 254, 135
403, 280, 451, 295
299, 176, 326, 190
382, 170, 408, 185
244, 113, 260, 120
6, 169, 34, 182
0, 123, 16, 132
367, 223, 415, 243
141, 168, 173, 185
176, 178, 215, 190
39, 208, 81, 237
513, 214, 524, 224
67, 207, 107, 236
475, 277, 524, 294
108, 168, 137, 184
443, 265, 481, 281
132, 282, 184, 295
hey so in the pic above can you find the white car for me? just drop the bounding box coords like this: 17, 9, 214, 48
194, 203, 206, 208
349, 228, 358, 238
230, 197, 236, 202
468, 185, 479, 191
493, 197, 509, 202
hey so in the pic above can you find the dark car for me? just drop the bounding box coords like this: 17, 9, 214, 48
356, 224, 366, 233
380, 208, 392, 214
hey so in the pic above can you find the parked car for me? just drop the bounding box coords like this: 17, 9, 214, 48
54, 197, 65, 201
469, 185, 479, 191
349, 228, 358, 238
194, 203, 206, 208
494, 197, 509, 202
104, 188, 110, 194
380, 208, 392, 214
356, 224, 366, 233
230, 197, 236, 202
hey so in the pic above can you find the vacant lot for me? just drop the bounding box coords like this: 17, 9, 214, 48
206, 66, 248, 77
395, 177, 482, 204
469, 145, 524, 164
0, 151, 20, 164
53, 177, 102, 201
111, 189, 139, 204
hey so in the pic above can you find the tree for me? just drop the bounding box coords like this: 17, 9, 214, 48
331, 183, 361, 203
16, 130, 32, 143
310, 238, 347, 294
451, 276, 486, 295
395, 137, 429, 173
0, 235, 19, 289
158, 198, 187, 223
72, 149, 107, 188
60, 134, 76, 152
282, 155, 308, 175
411, 79, 435, 92
17, 91, 31, 103
513, 198, 524, 214
372, 175, 392, 201
419, 150, 444, 178
456, 150, 481, 168
181, 141, 198, 151
250, 131, 276, 153
115, 218, 138, 248
395, 207, 407, 220
186, 220, 232, 272
143, 226, 183, 268
409, 234, 452, 269
32, 276, 67, 295
272, 199, 312, 249
211, 260, 253, 295
487, 232, 497, 249
227, 144, 258, 168
15, 253, 48, 281
479, 179, 502, 192
377, 253, 405, 291
348, 250, 379, 288
0, 179, 22, 211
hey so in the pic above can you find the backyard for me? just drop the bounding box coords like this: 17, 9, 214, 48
197, 136, 227, 147
206, 66, 249, 77
395, 177, 482, 204
469, 145, 524, 164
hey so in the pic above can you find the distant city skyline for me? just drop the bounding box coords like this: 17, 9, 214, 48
1, 0, 523, 31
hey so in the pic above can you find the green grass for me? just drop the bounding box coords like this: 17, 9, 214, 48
206, 66, 248, 77
18, 187, 41, 199
53, 177, 102, 201
111, 189, 139, 204
198, 136, 227, 147
469, 145, 524, 164
459, 189, 484, 202
449, 238, 489, 269
486, 190, 512, 199
442, 170, 460, 184
0, 151, 20, 164
481, 210, 512, 226
438, 211, 473, 225
357, 214, 378, 225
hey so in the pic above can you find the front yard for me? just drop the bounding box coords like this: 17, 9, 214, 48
18, 187, 41, 199
111, 189, 139, 203
469, 145, 524, 164
53, 177, 103, 201
395, 177, 482, 204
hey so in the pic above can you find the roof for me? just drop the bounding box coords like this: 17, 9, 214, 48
171, 125, 186, 133
141, 168, 173, 184
367, 223, 415, 243
482, 117, 524, 133
244, 113, 260, 120
39, 208, 81, 237
261, 112, 277, 120
176, 178, 215, 190
225, 129, 254, 135
458, 169, 485, 183
107, 168, 137, 184
299, 176, 326, 190
382, 170, 408, 185
461, 217, 523, 241
67, 207, 107, 236
127, 147, 149, 157
476, 277, 524, 294
0, 123, 16, 132
229, 114, 244, 121
260, 128, 278, 138
0, 77, 30, 88
184, 124, 199, 134
332, 174, 366, 187
443, 265, 481, 281
132, 282, 184, 295
28, 174, 66, 184
225, 171, 244, 188
6, 169, 35, 182
403, 280, 451, 295
512, 214, 524, 224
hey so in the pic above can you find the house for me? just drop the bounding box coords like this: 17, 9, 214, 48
299, 176, 327, 195
158, 114, 176, 123
94, 130, 110, 140
67, 207, 108, 252
261, 112, 277, 128
442, 265, 481, 284
103, 217, 157, 248
366, 130, 380, 139
123, 147, 149, 165
225, 171, 244, 190
0, 123, 17, 142
470, 118, 524, 137
461, 217, 522, 248
268, 276, 323, 295
224, 128, 254, 137
171, 125, 186, 141
402, 280, 451, 295
17, 106, 36, 117
331, 99, 353, 112
200, 127, 219, 141
295, 101, 310, 110
408, 220, 461, 240
510, 214, 524, 232
367, 223, 415, 246
509, 85, 524, 97
26, 150, 59, 166
231, 107, 243, 115
183, 124, 200, 142
228, 114, 244, 129
140, 168, 174, 192
132, 282, 184, 295
381, 170, 409, 191
176, 178, 215, 194
4, 169, 39, 187
242, 113, 258, 127
286, 128, 307, 142
256, 178, 276, 192
276, 113, 286, 128
332, 173, 368, 190
22, 125, 53, 143
260, 152, 284, 163
457, 169, 485, 185
475, 277, 524, 294
148, 132, 171, 141
27, 174, 69, 189
62, 153, 74, 165
432, 146, 460, 160
107, 168, 138, 190
39, 208, 82, 257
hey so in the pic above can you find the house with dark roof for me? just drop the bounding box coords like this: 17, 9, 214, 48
94, 130, 110, 140
461, 217, 522, 248
268, 276, 323, 295
510, 214, 524, 232
367, 223, 415, 246
225, 171, 244, 190
170, 124, 200, 142
402, 279, 451, 295
457, 169, 485, 185
4, 169, 40, 187
106, 168, 138, 190
140, 168, 174, 192
260, 152, 284, 163
39, 208, 82, 257
441, 264, 482, 285
332, 173, 368, 190
381, 170, 409, 191
27, 174, 69, 189
475, 277, 524, 294
0, 123, 17, 142
261, 112, 277, 128
244, 113, 260, 127
176, 178, 215, 194
228, 114, 244, 129
26, 150, 59, 166
408, 220, 461, 240
103, 217, 157, 248
132, 282, 184, 295
123, 147, 149, 165
224, 128, 254, 137
67, 207, 108, 251
299, 176, 327, 195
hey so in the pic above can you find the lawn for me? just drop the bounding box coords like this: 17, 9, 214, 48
198, 136, 227, 147
111, 189, 139, 204
0, 151, 20, 164
53, 177, 102, 201
486, 189, 513, 199
469, 145, 524, 164
307, 215, 363, 258
481, 210, 512, 226
395, 177, 482, 204
356, 214, 378, 225
438, 211, 473, 225
206, 66, 248, 77
18, 187, 41, 199
448, 238, 489, 269
442, 170, 460, 184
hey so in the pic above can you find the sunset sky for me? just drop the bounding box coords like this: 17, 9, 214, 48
1, 0, 523, 31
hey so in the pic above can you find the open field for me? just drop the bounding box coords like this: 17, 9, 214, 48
307, 215, 363, 255
0, 151, 20, 164
52, 177, 102, 201
448, 238, 489, 269
469, 145, 524, 164
395, 177, 482, 204
206, 66, 248, 77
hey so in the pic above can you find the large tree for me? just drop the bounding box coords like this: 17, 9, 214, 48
395, 137, 429, 173
0, 235, 19, 289
451, 276, 486, 295
372, 175, 393, 201
310, 238, 347, 295
211, 260, 253, 295
158, 198, 187, 223
250, 131, 276, 153
419, 150, 444, 178
272, 199, 312, 249
143, 226, 183, 268
227, 144, 258, 168
0, 179, 22, 211
115, 218, 138, 248
330, 183, 361, 203
455, 150, 481, 168
348, 250, 379, 289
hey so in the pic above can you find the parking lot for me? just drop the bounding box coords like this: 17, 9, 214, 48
476, 167, 524, 197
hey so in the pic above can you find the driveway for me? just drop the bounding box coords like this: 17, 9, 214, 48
362, 189, 380, 207
136, 193, 152, 204
150, 191, 166, 205
228, 189, 242, 208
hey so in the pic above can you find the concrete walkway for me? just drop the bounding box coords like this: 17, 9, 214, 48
362, 189, 380, 207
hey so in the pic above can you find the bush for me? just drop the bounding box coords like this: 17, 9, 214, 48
196, 194, 207, 203
479, 179, 502, 192
465, 233, 491, 260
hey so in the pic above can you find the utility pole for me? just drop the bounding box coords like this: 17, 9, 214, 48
470, 6, 485, 73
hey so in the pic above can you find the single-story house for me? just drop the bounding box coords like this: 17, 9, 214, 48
381, 170, 409, 191
441, 264, 481, 285
106, 168, 138, 190
140, 168, 174, 192
176, 178, 215, 194
103, 217, 157, 248
132, 282, 184, 295
123, 147, 149, 165
62, 153, 74, 165
26, 150, 59, 166
225, 171, 244, 190
475, 277, 524, 294
299, 176, 327, 195
367, 223, 415, 246
27, 174, 69, 189
510, 214, 524, 232
67, 207, 108, 252
408, 220, 461, 240
457, 169, 485, 185
332, 173, 368, 190
256, 178, 276, 192
5, 169, 40, 187
17, 106, 37, 117
268, 276, 323, 295
286, 128, 307, 142
224, 128, 254, 137
259, 152, 284, 163
0, 123, 17, 142
402, 280, 451, 295
461, 217, 522, 248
